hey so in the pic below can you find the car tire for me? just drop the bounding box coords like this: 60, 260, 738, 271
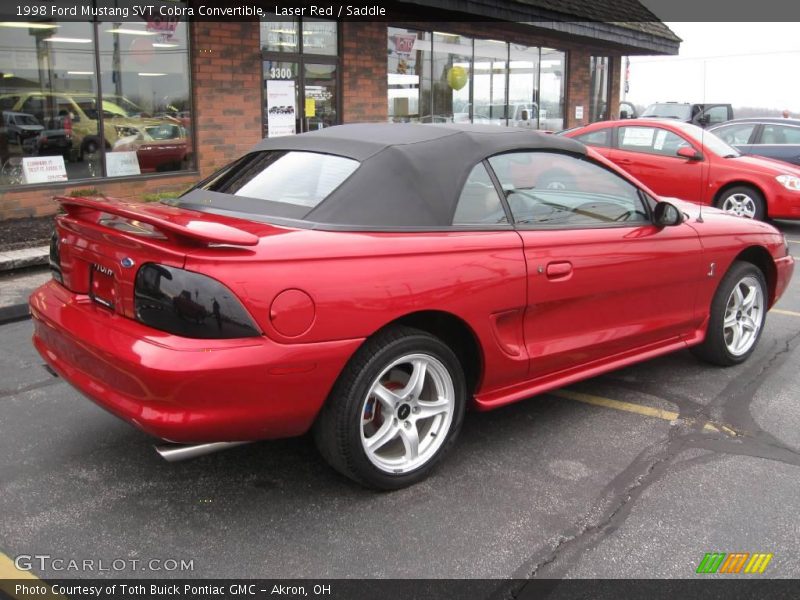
313, 325, 467, 490
691, 261, 767, 366
715, 185, 766, 220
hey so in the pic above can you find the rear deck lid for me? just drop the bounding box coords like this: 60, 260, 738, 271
53, 195, 262, 319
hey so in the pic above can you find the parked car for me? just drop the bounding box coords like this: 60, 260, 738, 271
640, 102, 733, 128
562, 118, 800, 220
16, 113, 73, 159
112, 123, 190, 172
473, 103, 537, 128
2, 111, 43, 144
31, 124, 793, 489
22, 127, 73, 159
710, 118, 800, 167
0, 92, 179, 159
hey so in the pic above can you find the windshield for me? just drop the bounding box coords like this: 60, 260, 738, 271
642, 103, 692, 120
669, 121, 741, 157
16, 114, 39, 126
105, 95, 145, 116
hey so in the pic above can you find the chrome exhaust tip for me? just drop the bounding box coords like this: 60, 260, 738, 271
154, 441, 249, 462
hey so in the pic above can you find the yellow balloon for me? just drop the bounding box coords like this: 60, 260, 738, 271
447, 66, 468, 91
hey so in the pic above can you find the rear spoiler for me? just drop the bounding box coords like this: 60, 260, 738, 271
56, 195, 259, 247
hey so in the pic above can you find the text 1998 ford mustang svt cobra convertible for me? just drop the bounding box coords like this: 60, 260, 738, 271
31, 124, 794, 489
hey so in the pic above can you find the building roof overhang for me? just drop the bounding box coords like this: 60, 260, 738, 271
400, 0, 681, 55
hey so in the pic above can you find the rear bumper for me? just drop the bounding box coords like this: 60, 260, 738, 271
30, 280, 362, 443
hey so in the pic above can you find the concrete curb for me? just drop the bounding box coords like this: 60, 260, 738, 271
0, 302, 30, 325
0, 246, 49, 272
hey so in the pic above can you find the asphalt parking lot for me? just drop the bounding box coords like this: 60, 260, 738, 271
1, 221, 799, 583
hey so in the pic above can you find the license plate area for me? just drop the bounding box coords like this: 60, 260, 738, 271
89, 264, 116, 310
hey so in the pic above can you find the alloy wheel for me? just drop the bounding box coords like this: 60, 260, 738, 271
723, 275, 764, 356
721, 193, 757, 219
360, 353, 455, 474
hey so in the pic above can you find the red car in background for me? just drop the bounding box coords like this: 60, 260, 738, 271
563, 119, 800, 221
30, 124, 794, 489
112, 123, 190, 173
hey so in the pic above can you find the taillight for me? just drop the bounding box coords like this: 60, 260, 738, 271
49, 231, 63, 283
134, 263, 260, 339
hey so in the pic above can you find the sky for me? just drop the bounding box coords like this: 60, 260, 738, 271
623, 22, 800, 112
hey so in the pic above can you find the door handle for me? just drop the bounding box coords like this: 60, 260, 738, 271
546, 261, 573, 279
616, 158, 633, 165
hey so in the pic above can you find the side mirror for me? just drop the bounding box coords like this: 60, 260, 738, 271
653, 201, 684, 227
520, 109, 529, 121
676, 146, 702, 161
620, 110, 629, 119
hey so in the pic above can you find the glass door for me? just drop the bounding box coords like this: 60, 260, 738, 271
303, 63, 337, 131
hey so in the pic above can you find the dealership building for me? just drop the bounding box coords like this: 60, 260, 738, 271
0, 0, 679, 220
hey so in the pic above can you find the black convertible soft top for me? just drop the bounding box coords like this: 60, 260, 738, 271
193, 123, 587, 228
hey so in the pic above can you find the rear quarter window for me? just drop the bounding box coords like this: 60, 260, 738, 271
574, 128, 612, 148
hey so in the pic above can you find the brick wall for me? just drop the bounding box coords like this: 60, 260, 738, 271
0, 20, 263, 221
565, 49, 591, 129
341, 21, 388, 123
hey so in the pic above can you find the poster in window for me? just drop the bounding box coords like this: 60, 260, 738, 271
266, 80, 296, 138
21, 156, 67, 184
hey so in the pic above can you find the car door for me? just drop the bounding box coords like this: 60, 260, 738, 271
487, 151, 705, 379
610, 124, 708, 202
752, 123, 800, 167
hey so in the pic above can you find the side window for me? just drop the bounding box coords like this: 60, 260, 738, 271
487, 151, 649, 227
574, 128, 611, 148
713, 123, 756, 145
617, 126, 691, 157
762, 124, 800, 145
20, 96, 46, 122
704, 105, 729, 125
452, 163, 507, 225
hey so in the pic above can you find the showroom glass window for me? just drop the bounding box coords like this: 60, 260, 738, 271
387, 28, 431, 123
589, 56, 610, 122
385, 30, 566, 131
539, 48, 566, 131
0, 5, 194, 188
432, 32, 472, 123
260, 18, 339, 138
508, 44, 539, 128
473, 39, 508, 126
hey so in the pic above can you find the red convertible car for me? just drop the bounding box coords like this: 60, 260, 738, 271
31, 124, 794, 489
563, 119, 800, 221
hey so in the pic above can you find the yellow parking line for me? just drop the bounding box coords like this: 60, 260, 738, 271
0, 553, 59, 599
771, 308, 800, 318
550, 389, 720, 432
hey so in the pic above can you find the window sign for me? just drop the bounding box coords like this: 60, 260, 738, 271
266, 80, 297, 137
622, 127, 655, 147
105, 151, 141, 177
21, 156, 67, 184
